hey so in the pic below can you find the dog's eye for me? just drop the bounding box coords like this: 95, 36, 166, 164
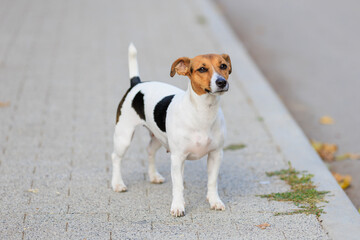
220, 64, 227, 70
198, 67, 208, 73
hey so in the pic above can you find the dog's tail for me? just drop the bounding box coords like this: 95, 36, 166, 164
128, 43, 141, 87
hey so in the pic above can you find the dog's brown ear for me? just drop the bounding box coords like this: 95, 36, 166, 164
170, 57, 191, 77
221, 54, 232, 74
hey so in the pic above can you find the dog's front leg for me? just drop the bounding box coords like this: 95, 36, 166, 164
170, 154, 186, 217
207, 149, 225, 210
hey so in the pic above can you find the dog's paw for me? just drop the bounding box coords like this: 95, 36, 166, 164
150, 172, 165, 184
170, 201, 185, 217
207, 197, 225, 211
209, 199, 225, 211
112, 183, 127, 192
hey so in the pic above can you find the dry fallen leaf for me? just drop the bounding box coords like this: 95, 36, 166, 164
0, 101, 10, 108
349, 153, 360, 160
332, 172, 352, 189
332, 172, 343, 182
320, 144, 338, 162
311, 141, 323, 152
340, 176, 352, 189
28, 188, 39, 193
319, 116, 334, 125
256, 223, 270, 229
335, 153, 350, 161
311, 140, 338, 162
335, 153, 360, 161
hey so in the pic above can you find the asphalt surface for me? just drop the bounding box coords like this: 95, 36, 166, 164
215, 0, 360, 209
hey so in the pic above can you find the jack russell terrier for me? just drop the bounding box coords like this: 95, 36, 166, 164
112, 43, 231, 217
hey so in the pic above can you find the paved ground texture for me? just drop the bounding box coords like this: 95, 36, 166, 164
0, 0, 357, 239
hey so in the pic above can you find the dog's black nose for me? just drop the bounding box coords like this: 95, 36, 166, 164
216, 78, 227, 88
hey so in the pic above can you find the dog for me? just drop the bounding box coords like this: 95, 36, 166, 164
112, 43, 231, 217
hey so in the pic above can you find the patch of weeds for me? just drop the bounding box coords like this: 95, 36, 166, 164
196, 15, 207, 25
224, 143, 246, 151
259, 162, 329, 217
257, 116, 264, 122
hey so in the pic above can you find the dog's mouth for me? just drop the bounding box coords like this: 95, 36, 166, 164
205, 86, 229, 94
216, 89, 228, 93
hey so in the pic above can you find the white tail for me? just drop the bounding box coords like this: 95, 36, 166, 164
128, 43, 139, 78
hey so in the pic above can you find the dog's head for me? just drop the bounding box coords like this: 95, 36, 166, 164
170, 54, 232, 95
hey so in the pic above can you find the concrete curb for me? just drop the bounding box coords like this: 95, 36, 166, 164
197, 0, 360, 239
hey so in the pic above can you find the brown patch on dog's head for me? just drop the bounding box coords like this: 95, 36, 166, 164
170, 54, 232, 95
170, 57, 191, 77
221, 54, 232, 75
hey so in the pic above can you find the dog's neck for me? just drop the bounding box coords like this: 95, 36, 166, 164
184, 82, 221, 125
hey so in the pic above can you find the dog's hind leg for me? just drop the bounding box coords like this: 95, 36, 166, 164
147, 133, 165, 184
111, 115, 139, 192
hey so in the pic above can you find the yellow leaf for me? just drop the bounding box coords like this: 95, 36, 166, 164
319, 116, 334, 125
311, 141, 337, 162
319, 143, 338, 162
340, 175, 352, 189
256, 223, 270, 229
0, 101, 10, 108
349, 153, 360, 160
28, 188, 39, 193
332, 172, 343, 182
335, 153, 350, 161
335, 153, 360, 161
311, 140, 338, 161
332, 172, 351, 189
311, 140, 323, 152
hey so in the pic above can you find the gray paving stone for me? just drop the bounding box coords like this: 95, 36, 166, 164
0, 213, 24, 240
23, 214, 67, 239
0, 0, 339, 239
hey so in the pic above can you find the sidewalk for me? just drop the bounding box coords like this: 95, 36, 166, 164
0, 0, 359, 239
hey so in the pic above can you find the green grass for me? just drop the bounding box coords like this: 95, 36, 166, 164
259, 163, 329, 217
224, 143, 246, 151
196, 15, 207, 25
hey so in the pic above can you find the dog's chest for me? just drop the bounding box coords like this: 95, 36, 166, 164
186, 132, 214, 160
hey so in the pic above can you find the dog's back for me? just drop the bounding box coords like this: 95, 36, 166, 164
116, 44, 183, 148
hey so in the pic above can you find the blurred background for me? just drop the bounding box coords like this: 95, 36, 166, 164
215, 0, 360, 209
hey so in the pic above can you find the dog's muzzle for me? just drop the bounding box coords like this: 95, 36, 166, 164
214, 77, 229, 93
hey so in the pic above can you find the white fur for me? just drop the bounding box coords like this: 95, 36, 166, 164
112, 44, 227, 217
210, 68, 229, 94
128, 43, 139, 78
210, 70, 221, 93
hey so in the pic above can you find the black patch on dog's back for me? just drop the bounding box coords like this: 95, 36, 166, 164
130, 76, 141, 88
132, 91, 146, 120
154, 95, 175, 132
